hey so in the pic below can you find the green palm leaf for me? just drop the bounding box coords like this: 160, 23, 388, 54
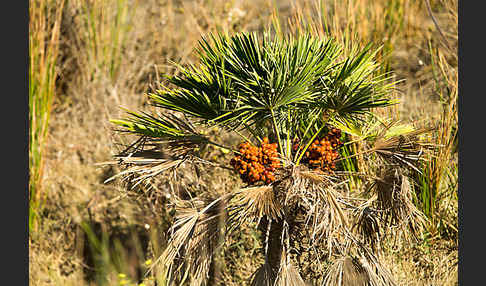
112, 30, 397, 162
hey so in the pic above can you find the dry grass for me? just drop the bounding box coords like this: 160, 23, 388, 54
29, 0, 457, 285
29, 0, 66, 231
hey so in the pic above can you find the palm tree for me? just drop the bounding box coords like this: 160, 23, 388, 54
108, 30, 432, 285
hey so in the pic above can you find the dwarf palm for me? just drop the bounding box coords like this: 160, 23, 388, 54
107, 31, 432, 285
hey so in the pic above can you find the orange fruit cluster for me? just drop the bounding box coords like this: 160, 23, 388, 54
230, 137, 281, 184
302, 128, 343, 172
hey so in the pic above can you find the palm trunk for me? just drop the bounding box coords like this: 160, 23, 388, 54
266, 218, 284, 275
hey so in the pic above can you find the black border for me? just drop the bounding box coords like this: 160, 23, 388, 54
458, 1, 474, 285
8, 0, 29, 284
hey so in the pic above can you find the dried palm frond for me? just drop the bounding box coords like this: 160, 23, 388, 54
332, 119, 436, 174
250, 261, 277, 286
303, 190, 349, 256
351, 204, 382, 252
252, 238, 307, 286
323, 230, 398, 286
106, 112, 236, 189
296, 169, 338, 186
370, 126, 436, 172
355, 243, 398, 286
103, 155, 185, 189
101, 136, 201, 188
374, 168, 427, 242
311, 186, 350, 256
227, 186, 283, 234
150, 194, 229, 285
269, 166, 351, 258
321, 256, 369, 286
275, 255, 307, 286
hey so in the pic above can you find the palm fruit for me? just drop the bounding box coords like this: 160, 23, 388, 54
301, 127, 343, 172
230, 137, 281, 185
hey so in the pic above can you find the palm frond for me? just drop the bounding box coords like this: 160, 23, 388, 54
250, 261, 277, 286
321, 256, 369, 286
104, 156, 185, 189
356, 247, 398, 286
227, 186, 283, 234
150, 69, 234, 124
374, 168, 427, 242
281, 167, 350, 256
351, 203, 383, 252
371, 126, 436, 172
324, 232, 398, 286
111, 109, 203, 140
275, 257, 307, 286
332, 119, 436, 173
310, 44, 397, 123
106, 116, 205, 188
151, 195, 229, 285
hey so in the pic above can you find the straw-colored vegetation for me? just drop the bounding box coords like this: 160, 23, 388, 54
29, 0, 457, 285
